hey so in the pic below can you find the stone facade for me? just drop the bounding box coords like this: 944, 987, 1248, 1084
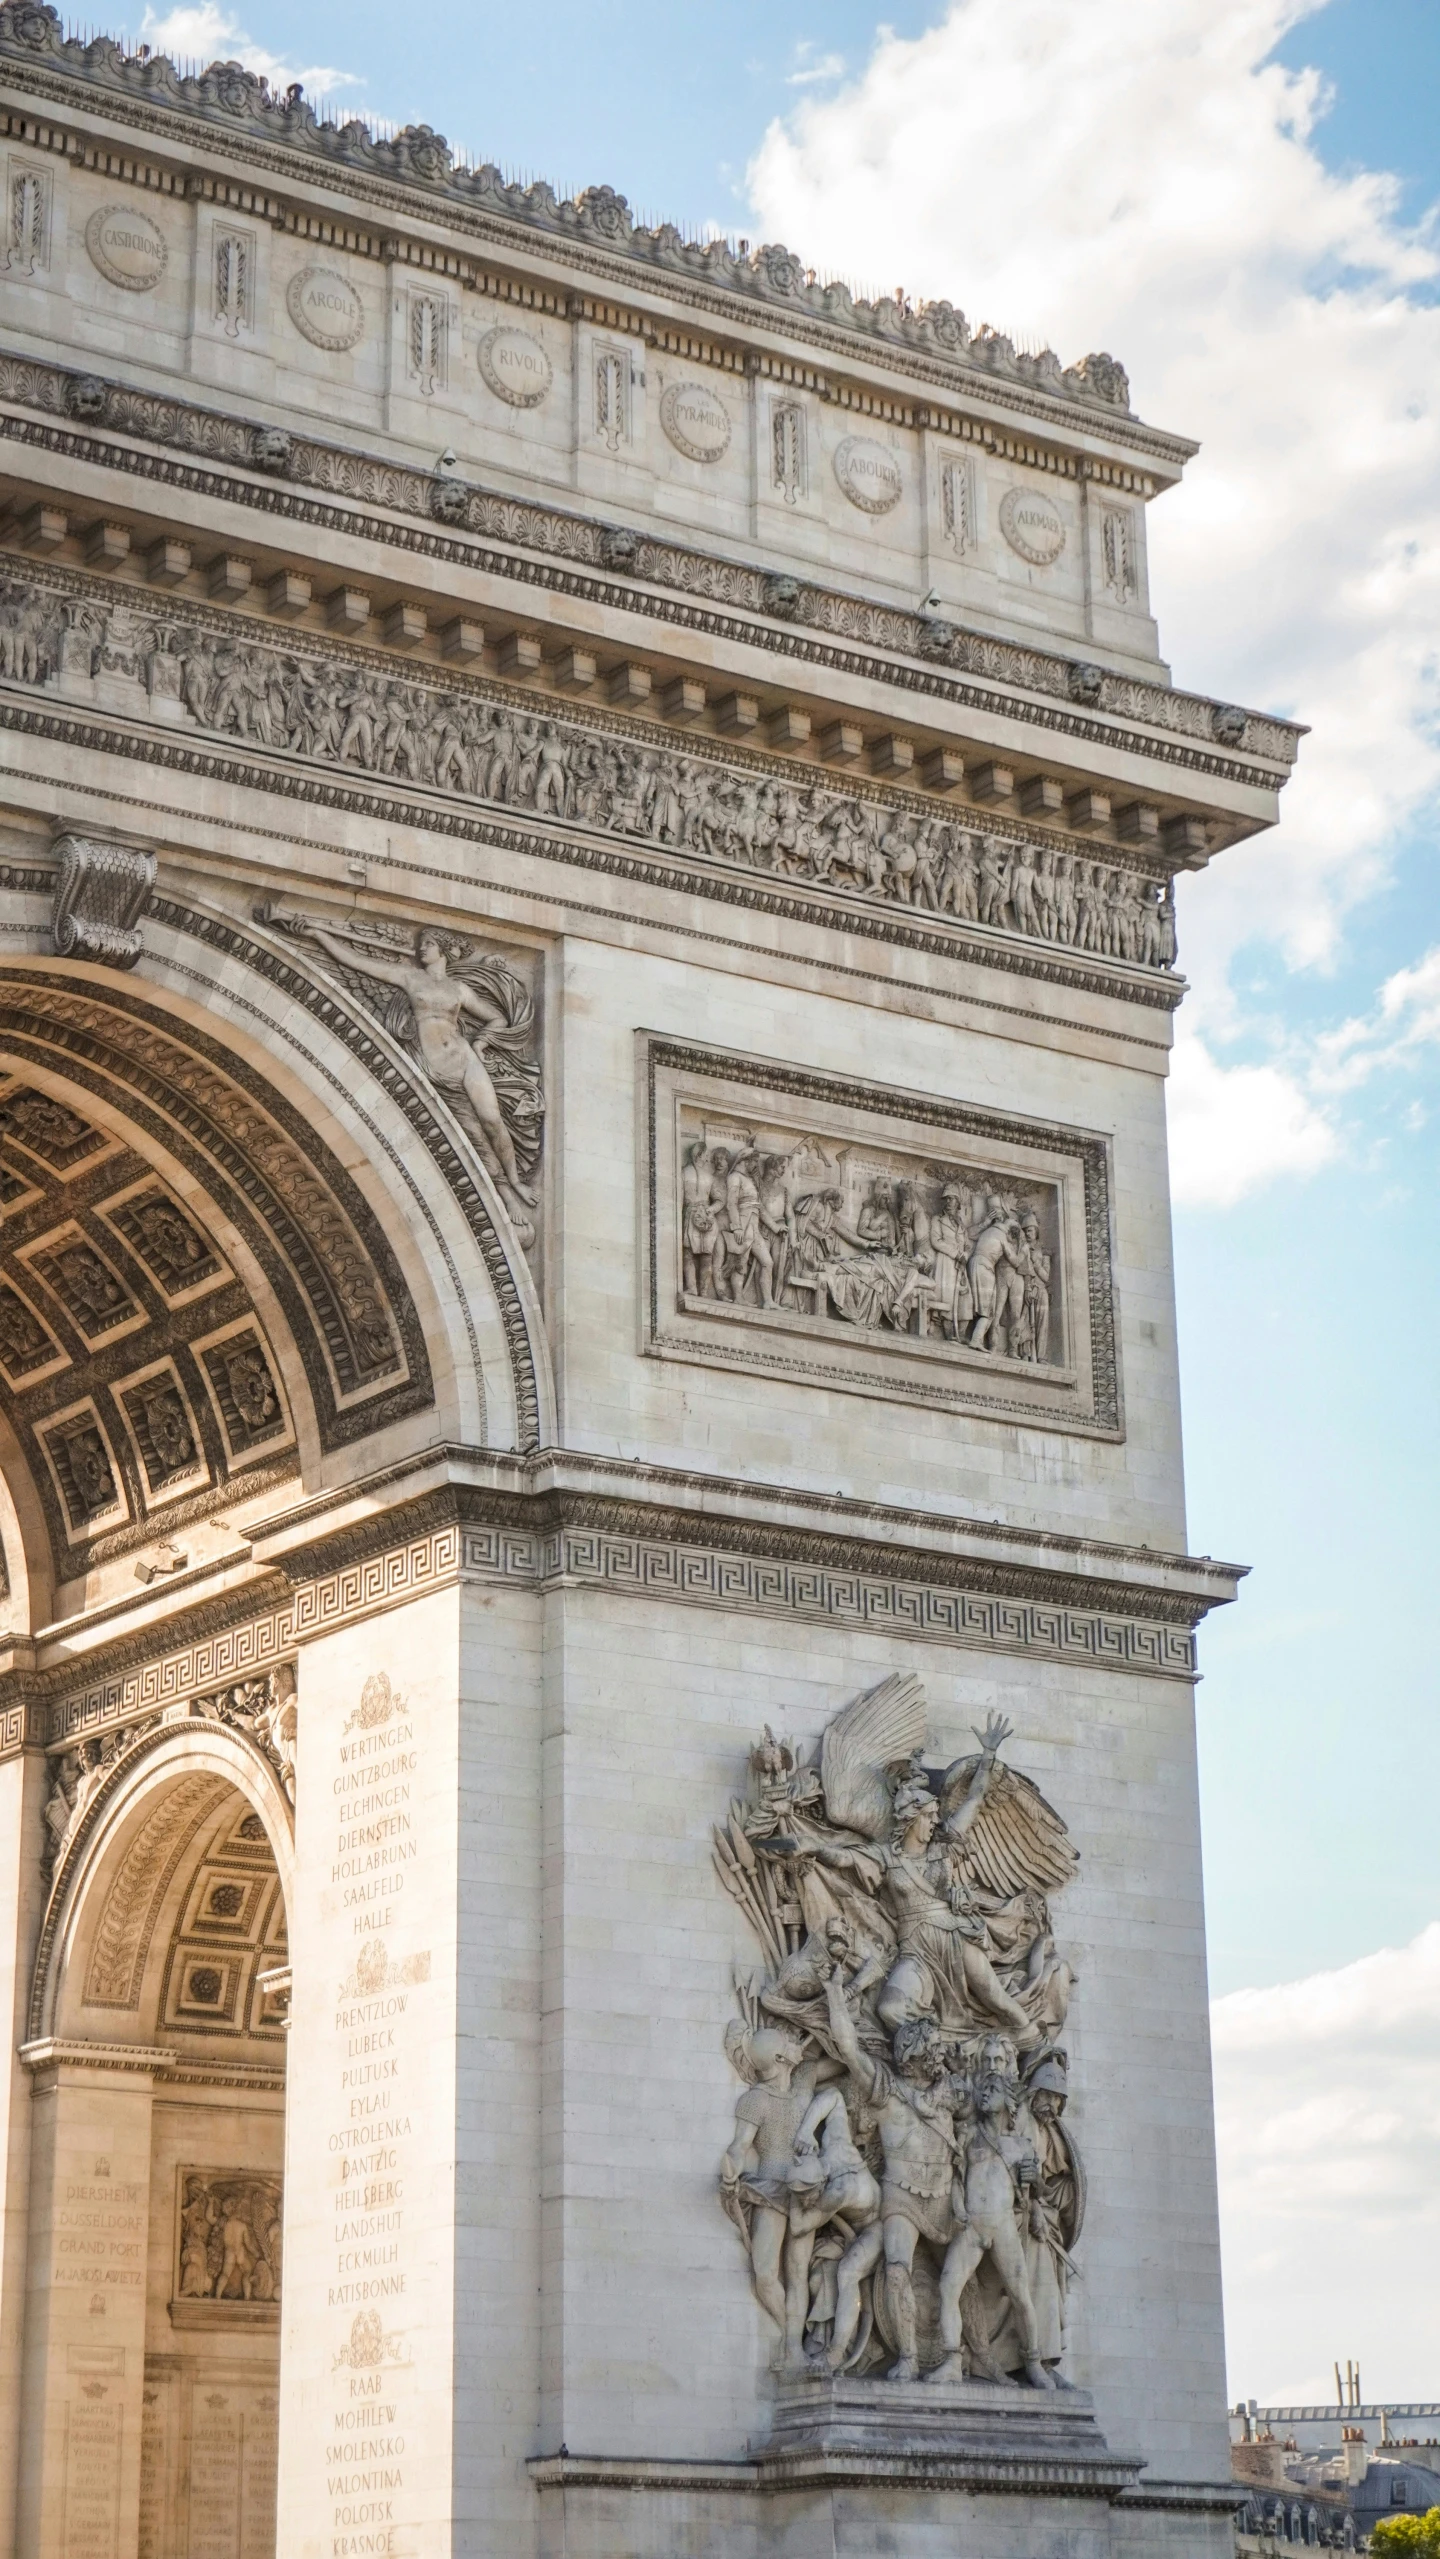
0, 9, 1280, 2553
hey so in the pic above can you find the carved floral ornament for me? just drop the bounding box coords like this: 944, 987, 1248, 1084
717, 1675, 1081, 2386
0, 568, 1179, 982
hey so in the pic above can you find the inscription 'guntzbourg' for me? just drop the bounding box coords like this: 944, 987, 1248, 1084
0, 572, 1177, 974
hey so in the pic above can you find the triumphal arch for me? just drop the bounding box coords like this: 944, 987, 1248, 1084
0, 10, 1290, 2553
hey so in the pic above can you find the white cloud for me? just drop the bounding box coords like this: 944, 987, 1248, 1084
747, 0, 1440, 1002
787, 46, 848, 88
138, 4, 358, 102
1314, 945, 1440, 1089
1212, 1926, 1440, 2399
1167, 1020, 1337, 1206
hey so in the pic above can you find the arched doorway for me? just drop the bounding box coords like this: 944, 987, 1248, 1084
21, 1720, 294, 2559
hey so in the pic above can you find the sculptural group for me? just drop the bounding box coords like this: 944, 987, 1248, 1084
716, 1677, 1082, 2385
683, 1130, 1058, 1360
0, 575, 1177, 972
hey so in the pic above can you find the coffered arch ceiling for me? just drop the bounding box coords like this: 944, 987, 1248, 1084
0, 908, 553, 1611
32, 1717, 295, 2051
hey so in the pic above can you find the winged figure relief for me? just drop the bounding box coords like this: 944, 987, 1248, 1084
714, 1673, 1083, 2383
256, 904, 544, 1245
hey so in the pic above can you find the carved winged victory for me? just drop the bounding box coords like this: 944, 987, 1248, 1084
715, 1675, 1082, 2387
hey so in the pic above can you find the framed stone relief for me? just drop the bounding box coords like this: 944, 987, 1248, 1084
639, 1038, 1122, 1434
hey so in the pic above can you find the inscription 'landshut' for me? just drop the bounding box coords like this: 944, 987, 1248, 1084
325, 1670, 425, 2559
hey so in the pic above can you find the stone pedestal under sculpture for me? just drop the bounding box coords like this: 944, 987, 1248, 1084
0, 7, 1286, 2550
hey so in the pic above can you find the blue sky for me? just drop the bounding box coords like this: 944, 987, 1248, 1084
128, 0, 1440, 2394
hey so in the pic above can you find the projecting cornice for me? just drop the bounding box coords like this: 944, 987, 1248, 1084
0, 346, 1299, 798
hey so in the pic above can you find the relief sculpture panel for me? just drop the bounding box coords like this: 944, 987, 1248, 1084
172, 2170, 283, 2325
716, 1677, 1081, 2387
643, 1040, 1120, 1434
0, 566, 1178, 986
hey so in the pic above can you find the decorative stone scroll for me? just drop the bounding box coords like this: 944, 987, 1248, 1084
717, 1676, 1081, 2385
51, 832, 156, 969
643, 1039, 1122, 1435
0, 568, 1179, 981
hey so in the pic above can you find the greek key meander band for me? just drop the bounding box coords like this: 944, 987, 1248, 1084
33, 1518, 1197, 1750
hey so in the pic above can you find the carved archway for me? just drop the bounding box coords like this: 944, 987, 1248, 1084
0, 885, 555, 1621
22, 1717, 295, 2559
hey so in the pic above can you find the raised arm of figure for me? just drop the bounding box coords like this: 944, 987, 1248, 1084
821, 1971, 878, 2095
306, 924, 415, 993
940, 1713, 1014, 1841
795, 2082, 845, 2155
